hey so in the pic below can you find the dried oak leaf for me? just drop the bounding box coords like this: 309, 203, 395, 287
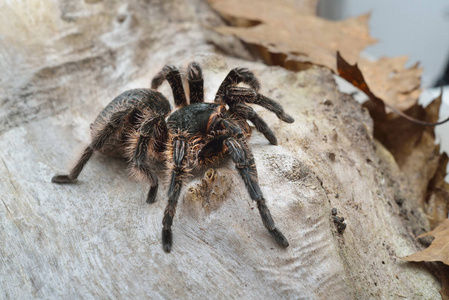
403, 219, 449, 265
358, 56, 422, 111
442, 266, 449, 300
336, 51, 386, 121
210, 0, 422, 111
375, 93, 445, 209
425, 153, 449, 229
208, 0, 376, 71
338, 52, 449, 212
404, 221, 449, 300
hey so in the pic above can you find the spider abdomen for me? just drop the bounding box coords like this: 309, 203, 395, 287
96, 89, 171, 123
91, 88, 171, 157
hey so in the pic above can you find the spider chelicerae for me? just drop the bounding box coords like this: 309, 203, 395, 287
52, 62, 294, 252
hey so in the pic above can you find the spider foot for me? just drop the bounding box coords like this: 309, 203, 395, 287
162, 228, 173, 253
188, 62, 202, 80
233, 68, 261, 91
146, 185, 158, 204
262, 128, 278, 145
277, 113, 295, 124
51, 175, 76, 184
269, 228, 290, 248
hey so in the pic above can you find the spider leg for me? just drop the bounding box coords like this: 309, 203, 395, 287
151, 65, 187, 107
224, 137, 289, 247
162, 137, 188, 252
133, 153, 159, 204
130, 117, 167, 204
226, 86, 294, 123
214, 67, 261, 103
51, 147, 94, 184
187, 62, 204, 104
132, 149, 159, 204
231, 103, 278, 145
52, 109, 131, 184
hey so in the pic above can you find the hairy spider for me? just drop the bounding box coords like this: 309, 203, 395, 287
52, 62, 294, 252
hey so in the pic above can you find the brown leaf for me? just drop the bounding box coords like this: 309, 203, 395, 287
210, 0, 423, 112
425, 153, 449, 228
403, 219, 449, 265
440, 265, 449, 300
337, 51, 448, 124
336, 51, 386, 121
337, 52, 449, 215
375, 94, 446, 209
208, 0, 376, 71
375, 95, 440, 166
209, 0, 319, 19
358, 56, 422, 111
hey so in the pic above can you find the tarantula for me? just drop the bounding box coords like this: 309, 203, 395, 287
52, 62, 294, 252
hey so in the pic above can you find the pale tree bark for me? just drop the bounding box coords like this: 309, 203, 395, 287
0, 0, 441, 299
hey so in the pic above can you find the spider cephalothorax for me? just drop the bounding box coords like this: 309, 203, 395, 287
52, 62, 294, 252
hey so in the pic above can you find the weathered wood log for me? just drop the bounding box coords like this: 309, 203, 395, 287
0, 0, 441, 298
